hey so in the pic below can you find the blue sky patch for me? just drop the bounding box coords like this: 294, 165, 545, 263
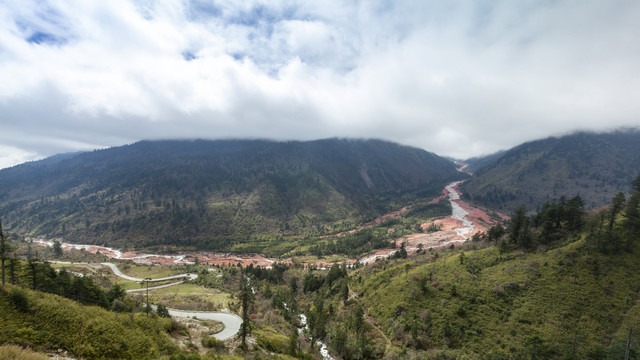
26, 31, 66, 45
182, 51, 197, 61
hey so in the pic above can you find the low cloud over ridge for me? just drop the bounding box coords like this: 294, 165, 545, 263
1, 0, 640, 168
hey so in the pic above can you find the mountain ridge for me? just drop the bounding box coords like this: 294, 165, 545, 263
0, 138, 463, 253
460, 129, 640, 212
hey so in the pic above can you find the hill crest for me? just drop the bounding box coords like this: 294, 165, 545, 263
0, 138, 463, 253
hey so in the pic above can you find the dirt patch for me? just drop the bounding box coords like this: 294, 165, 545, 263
172, 317, 226, 354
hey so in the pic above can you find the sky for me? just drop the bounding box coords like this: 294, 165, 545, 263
1, 0, 640, 169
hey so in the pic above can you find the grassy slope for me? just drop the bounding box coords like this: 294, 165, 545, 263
0, 345, 49, 360
353, 238, 640, 358
0, 285, 177, 359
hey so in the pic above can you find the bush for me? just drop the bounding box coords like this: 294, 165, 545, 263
156, 304, 171, 318
169, 351, 201, 360
8, 288, 29, 312
201, 336, 226, 350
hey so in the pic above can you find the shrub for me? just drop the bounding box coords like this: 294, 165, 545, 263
8, 288, 29, 312
156, 304, 171, 318
201, 336, 226, 350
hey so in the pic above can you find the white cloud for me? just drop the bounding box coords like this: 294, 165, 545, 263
1, 0, 640, 168
0, 145, 41, 169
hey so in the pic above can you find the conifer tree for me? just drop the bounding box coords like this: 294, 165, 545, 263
0, 219, 6, 287
608, 192, 626, 253
239, 279, 255, 350
509, 205, 527, 245
624, 178, 640, 251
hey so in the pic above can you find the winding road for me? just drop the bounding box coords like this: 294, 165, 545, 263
101, 262, 242, 341
101, 262, 198, 282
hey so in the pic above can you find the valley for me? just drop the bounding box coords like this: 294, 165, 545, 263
8, 176, 504, 359
2, 134, 640, 359
29, 177, 503, 268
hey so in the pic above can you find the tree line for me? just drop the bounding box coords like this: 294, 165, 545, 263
476, 175, 640, 253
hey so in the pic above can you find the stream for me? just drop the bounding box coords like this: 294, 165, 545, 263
31, 177, 481, 356
445, 180, 475, 239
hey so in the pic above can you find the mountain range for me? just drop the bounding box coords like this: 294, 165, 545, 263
2, 130, 640, 251
0, 138, 461, 251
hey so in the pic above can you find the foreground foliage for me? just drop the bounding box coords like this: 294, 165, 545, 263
0, 285, 178, 359
0, 344, 49, 360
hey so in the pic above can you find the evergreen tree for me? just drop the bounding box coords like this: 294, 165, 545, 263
341, 278, 349, 305
289, 275, 298, 294
0, 219, 7, 287
28, 258, 39, 290
53, 240, 63, 256
351, 303, 368, 358
287, 328, 299, 356
509, 205, 527, 245
608, 192, 626, 253
632, 174, 640, 193
8, 257, 19, 285
565, 196, 586, 232
239, 279, 255, 350
487, 224, 505, 245
623, 185, 640, 251
509, 205, 533, 249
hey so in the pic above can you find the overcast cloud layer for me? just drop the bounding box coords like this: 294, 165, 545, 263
1, 0, 640, 169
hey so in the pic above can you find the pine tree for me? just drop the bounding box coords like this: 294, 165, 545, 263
623, 182, 640, 251
53, 240, 63, 256
509, 205, 527, 245
239, 279, 255, 350
0, 219, 7, 287
608, 192, 626, 253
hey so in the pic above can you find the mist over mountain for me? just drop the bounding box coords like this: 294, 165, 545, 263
460, 130, 640, 212
0, 138, 462, 251
464, 150, 508, 174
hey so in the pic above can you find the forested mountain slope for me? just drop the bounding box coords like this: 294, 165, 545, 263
460, 130, 640, 212
0, 139, 462, 251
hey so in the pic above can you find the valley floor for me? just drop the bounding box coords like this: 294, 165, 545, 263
29, 180, 506, 269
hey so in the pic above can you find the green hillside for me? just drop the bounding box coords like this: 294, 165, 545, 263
259, 178, 640, 359
0, 285, 178, 359
461, 130, 640, 212
1, 177, 638, 359
0, 139, 462, 253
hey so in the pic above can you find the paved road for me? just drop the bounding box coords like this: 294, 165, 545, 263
166, 309, 242, 341
102, 262, 241, 341
101, 262, 197, 282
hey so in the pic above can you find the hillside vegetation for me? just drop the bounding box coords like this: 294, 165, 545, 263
461, 130, 640, 212
234, 176, 640, 359
0, 285, 178, 359
0, 177, 638, 359
0, 139, 462, 253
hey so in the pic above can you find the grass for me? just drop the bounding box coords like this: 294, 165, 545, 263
0, 345, 49, 360
0, 285, 177, 359
147, 284, 234, 312
109, 262, 186, 279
